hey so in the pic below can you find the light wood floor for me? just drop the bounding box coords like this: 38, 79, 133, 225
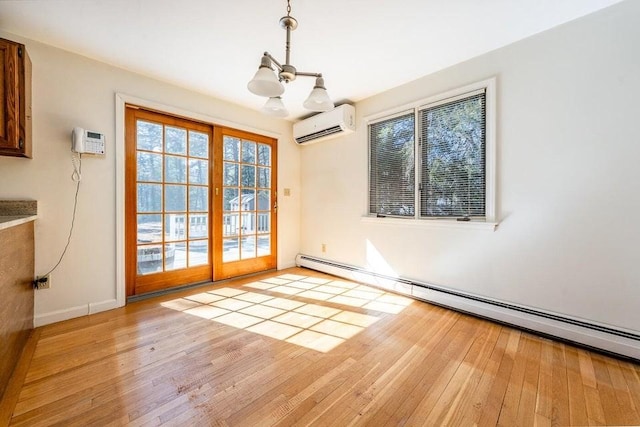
2, 268, 639, 426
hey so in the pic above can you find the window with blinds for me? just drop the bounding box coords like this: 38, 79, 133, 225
368, 83, 491, 221
420, 91, 486, 218
369, 112, 415, 217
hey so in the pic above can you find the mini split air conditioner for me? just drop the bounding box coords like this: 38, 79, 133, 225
293, 104, 356, 145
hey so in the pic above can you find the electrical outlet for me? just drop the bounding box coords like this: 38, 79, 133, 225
321, 243, 326, 253
34, 274, 51, 290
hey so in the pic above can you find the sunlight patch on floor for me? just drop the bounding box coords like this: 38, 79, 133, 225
161, 274, 411, 353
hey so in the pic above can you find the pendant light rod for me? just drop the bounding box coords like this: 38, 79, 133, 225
284, 19, 293, 65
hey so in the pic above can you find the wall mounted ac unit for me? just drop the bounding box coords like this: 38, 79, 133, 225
293, 104, 356, 145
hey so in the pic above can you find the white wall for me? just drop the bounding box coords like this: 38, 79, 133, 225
300, 1, 640, 332
0, 33, 300, 324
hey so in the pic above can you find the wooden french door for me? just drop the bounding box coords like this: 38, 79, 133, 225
213, 127, 277, 280
125, 107, 277, 296
125, 107, 213, 296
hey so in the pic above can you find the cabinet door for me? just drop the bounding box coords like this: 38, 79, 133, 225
0, 38, 31, 158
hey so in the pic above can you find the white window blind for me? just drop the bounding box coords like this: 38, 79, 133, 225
368, 112, 415, 217
420, 91, 486, 218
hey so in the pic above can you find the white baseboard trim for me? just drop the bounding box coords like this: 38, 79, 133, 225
35, 299, 119, 327
89, 299, 119, 315
296, 254, 640, 360
278, 259, 297, 270
35, 305, 87, 327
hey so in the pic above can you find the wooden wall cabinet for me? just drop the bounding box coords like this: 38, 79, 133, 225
0, 37, 32, 158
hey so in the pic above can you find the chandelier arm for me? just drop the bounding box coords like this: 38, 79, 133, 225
264, 52, 283, 72
295, 71, 323, 78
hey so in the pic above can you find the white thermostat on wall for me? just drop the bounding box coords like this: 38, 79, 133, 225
72, 127, 105, 155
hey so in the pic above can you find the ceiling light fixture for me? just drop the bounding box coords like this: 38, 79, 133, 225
247, 0, 334, 117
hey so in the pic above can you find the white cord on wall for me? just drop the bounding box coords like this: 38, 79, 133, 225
36, 152, 82, 283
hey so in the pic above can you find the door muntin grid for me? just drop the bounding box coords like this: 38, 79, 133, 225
222, 136, 272, 263
136, 120, 210, 274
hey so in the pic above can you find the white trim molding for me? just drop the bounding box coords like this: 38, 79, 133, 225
35, 299, 119, 327
361, 215, 498, 231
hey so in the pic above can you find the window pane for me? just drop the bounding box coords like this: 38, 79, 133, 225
137, 121, 162, 151
242, 140, 256, 164
241, 189, 255, 211
224, 162, 238, 186
369, 113, 415, 216
137, 183, 162, 212
189, 186, 208, 212
257, 235, 270, 256
257, 167, 270, 188
223, 238, 239, 262
137, 244, 163, 275
165, 155, 187, 183
189, 240, 208, 266
257, 144, 271, 166
165, 185, 186, 212
189, 159, 208, 185
223, 213, 239, 236
257, 190, 270, 211
224, 188, 239, 212
137, 152, 162, 182
165, 126, 187, 155
420, 93, 486, 217
165, 242, 185, 271
189, 131, 208, 158
257, 212, 270, 233
241, 235, 256, 259
189, 214, 208, 239
164, 214, 186, 242
137, 214, 161, 243
224, 136, 240, 161
241, 165, 256, 187
241, 212, 256, 234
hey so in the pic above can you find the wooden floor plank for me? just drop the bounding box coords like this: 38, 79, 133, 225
496, 331, 529, 426
515, 335, 541, 427
453, 325, 510, 426
591, 353, 624, 426
565, 346, 589, 426
476, 328, 521, 426
606, 357, 640, 424
550, 342, 570, 427
533, 339, 554, 426
2, 267, 638, 426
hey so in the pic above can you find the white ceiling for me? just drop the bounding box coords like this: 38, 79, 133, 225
0, 0, 623, 120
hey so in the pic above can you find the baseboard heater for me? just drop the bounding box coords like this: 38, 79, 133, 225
296, 254, 639, 361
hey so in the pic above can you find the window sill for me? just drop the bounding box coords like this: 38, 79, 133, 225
361, 215, 498, 231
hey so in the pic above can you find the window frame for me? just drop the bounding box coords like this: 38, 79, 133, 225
364, 77, 497, 230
